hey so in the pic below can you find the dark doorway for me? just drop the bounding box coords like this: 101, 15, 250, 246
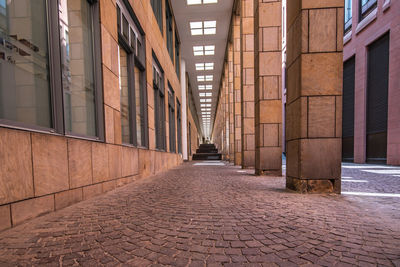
366, 33, 390, 163
342, 56, 356, 162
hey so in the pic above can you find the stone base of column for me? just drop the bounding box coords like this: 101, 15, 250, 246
255, 169, 282, 176
286, 177, 341, 193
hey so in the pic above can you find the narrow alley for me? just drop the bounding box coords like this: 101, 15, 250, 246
0, 162, 399, 266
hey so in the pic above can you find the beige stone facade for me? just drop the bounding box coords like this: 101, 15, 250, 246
0, 0, 200, 231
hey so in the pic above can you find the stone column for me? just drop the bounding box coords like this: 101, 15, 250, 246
241, 0, 255, 168
224, 63, 230, 160
228, 43, 235, 163
286, 1, 343, 193
233, 14, 242, 166
254, 0, 282, 176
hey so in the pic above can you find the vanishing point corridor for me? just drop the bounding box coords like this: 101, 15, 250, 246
0, 162, 399, 266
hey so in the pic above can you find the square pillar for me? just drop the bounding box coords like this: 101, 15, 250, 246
233, 14, 242, 166
254, 0, 282, 176
286, 1, 344, 193
228, 43, 235, 163
241, 0, 255, 168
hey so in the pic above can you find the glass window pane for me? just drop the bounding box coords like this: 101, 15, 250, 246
60, 0, 96, 136
345, 0, 352, 23
119, 47, 131, 144
0, 0, 52, 128
134, 65, 142, 146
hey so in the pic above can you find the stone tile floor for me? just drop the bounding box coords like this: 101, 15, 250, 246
0, 161, 399, 266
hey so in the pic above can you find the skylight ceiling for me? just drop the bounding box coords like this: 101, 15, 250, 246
193, 45, 215, 56
190, 21, 216, 35
172, 0, 234, 137
187, 0, 218, 5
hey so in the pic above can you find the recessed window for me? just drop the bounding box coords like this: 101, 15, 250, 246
151, 0, 163, 33
190, 21, 216, 36
153, 56, 166, 150
201, 108, 211, 111
344, 0, 352, 32
187, 0, 217, 5
195, 62, 214, 71
199, 93, 212, 97
0, 0, 104, 139
198, 85, 213, 90
168, 85, 176, 153
201, 104, 212, 107
117, 0, 147, 146
166, 1, 173, 61
200, 99, 212, 103
360, 0, 377, 21
193, 45, 215, 56
197, 75, 213, 82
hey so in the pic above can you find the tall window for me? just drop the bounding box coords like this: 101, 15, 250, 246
176, 99, 182, 154
345, 0, 352, 32
117, 0, 147, 146
153, 56, 166, 150
175, 33, 180, 77
166, 1, 173, 61
0, 0, 103, 139
0, 0, 51, 128
168, 84, 176, 153
151, 0, 163, 33
360, 0, 377, 20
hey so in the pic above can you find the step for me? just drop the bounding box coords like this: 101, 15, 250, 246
192, 153, 222, 160
196, 149, 218, 153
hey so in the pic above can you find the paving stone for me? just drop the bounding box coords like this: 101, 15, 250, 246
0, 162, 399, 265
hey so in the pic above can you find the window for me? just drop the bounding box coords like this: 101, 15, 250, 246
117, 0, 148, 147
190, 21, 216, 36
195, 63, 214, 71
151, 0, 163, 33
153, 56, 166, 150
197, 75, 213, 82
345, 0, 352, 32
176, 99, 182, 154
168, 84, 176, 153
166, 1, 173, 60
193, 45, 215, 56
198, 85, 213, 90
360, 0, 377, 20
175, 33, 180, 76
0, 0, 52, 129
187, 0, 218, 5
0, 0, 104, 139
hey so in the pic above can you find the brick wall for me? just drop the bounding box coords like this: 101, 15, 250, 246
343, 0, 400, 165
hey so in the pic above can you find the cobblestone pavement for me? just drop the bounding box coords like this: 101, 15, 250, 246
341, 163, 400, 194
0, 161, 400, 267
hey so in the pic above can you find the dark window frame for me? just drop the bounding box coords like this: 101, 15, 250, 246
344, 0, 352, 33
153, 53, 166, 151
176, 98, 182, 154
165, 0, 173, 61
151, 0, 163, 34
168, 83, 176, 153
359, 0, 377, 21
175, 32, 180, 77
117, 0, 148, 147
0, 0, 104, 141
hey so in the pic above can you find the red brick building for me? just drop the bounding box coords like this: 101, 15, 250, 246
342, 0, 400, 164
